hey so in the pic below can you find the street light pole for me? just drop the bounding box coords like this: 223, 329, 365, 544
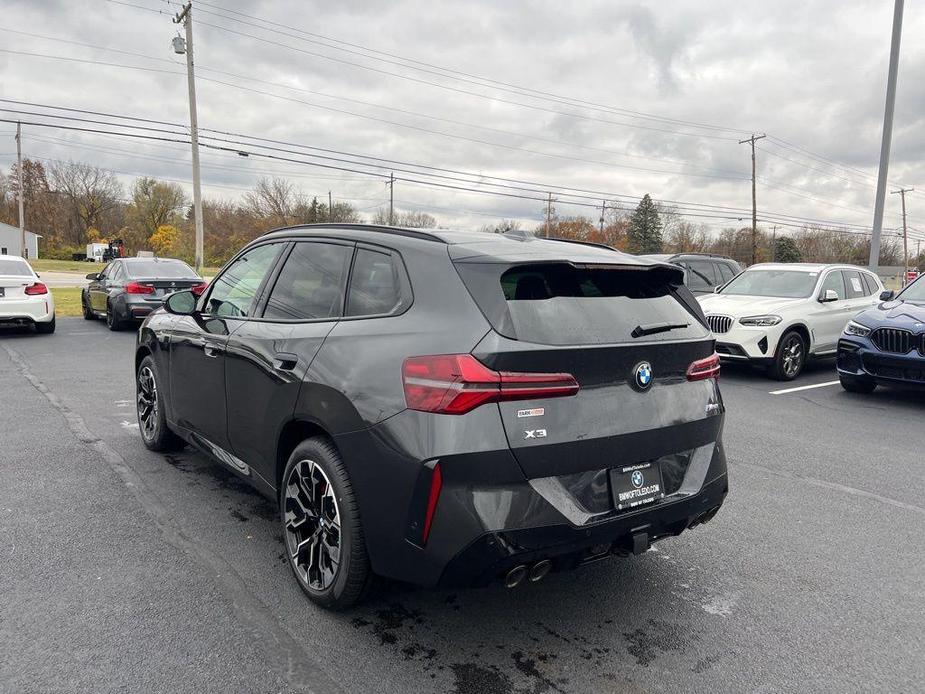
173, 2, 204, 273
869, 0, 905, 269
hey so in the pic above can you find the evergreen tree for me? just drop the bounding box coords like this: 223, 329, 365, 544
774, 236, 802, 263
627, 194, 663, 253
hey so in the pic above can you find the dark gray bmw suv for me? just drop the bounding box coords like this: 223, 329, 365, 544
135, 224, 729, 609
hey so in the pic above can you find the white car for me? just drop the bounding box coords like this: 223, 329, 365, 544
698, 263, 883, 380
0, 254, 56, 334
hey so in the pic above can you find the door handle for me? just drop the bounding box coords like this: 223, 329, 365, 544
203, 343, 225, 358
273, 352, 298, 371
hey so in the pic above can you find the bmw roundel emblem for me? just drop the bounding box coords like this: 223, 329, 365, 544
633, 361, 653, 391
631, 470, 644, 488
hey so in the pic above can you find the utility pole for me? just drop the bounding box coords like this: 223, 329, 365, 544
387, 172, 394, 225
891, 186, 913, 283
328, 190, 333, 221
739, 133, 766, 266
599, 199, 606, 234
771, 225, 778, 262
15, 122, 25, 258
545, 192, 553, 238
870, 0, 905, 270
173, 2, 204, 273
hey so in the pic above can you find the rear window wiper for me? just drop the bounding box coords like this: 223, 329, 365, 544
631, 322, 690, 338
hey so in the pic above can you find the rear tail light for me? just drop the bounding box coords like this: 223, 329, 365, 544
125, 281, 155, 295
402, 354, 579, 415
24, 282, 48, 295
191, 282, 208, 297
687, 352, 721, 381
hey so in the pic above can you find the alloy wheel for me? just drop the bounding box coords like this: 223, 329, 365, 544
782, 335, 804, 378
136, 366, 159, 441
284, 460, 342, 591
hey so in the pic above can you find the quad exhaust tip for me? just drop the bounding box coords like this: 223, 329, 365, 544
504, 565, 528, 588
528, 559, 552, 583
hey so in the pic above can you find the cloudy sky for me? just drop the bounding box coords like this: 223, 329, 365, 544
1, 0, 923, 242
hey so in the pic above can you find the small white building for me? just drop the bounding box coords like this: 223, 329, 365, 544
0, 221, 40, 259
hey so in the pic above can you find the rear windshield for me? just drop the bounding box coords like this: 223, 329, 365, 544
126, 259, 197, 278
456, 262, 708, 345
721, 269, 817, 298
0, 258, 33, 276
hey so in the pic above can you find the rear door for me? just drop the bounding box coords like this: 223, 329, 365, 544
812, 270, 853, 352
224, 240, 354, 482
456, 260, 720, 481
88, 262, 113, 311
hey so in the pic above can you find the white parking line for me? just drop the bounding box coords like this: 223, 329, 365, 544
770, 380, 840, 395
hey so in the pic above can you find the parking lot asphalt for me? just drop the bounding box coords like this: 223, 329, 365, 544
1, 318, 922, 694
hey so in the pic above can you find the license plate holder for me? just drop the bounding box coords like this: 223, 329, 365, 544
611, 462, 664, 511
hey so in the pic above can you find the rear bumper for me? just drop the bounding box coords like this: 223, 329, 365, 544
334, 411, 728, 588
0, 297, 54, 323
438, 472, 728, 587
122, 296, 164, 319
837, 338, 925, 388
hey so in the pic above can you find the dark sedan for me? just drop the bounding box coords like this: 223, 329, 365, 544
837, 275, 925, 392
82, 257, 204, 330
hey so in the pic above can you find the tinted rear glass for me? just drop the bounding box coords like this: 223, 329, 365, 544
486, 263, 707, 345
0, 258, 33, 276
126, 260, 197, 278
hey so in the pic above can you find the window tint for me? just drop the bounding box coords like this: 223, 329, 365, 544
862, 273, 879, 296
819, 271, 845, 299
206, 243, 282, 318
686, 260, 716, 290
263, 242, 352, 320
843, 270, 866, 299
346, 248, 406, 317
0, 258, 32, 276
493, 263, 706, 345
126, 259, 197, 278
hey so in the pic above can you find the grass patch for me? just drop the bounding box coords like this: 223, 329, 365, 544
30, 258, 102, 274
51, 287, 84, 317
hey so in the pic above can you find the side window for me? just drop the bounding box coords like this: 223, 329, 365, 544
263, 242, 352, 320
843, 270, 866, 299
686, 260, 716, 290
346, 248, 408, 317
717, 263, 735, 283
98, 263, 112, 280
862, 273, 880, 296
205, 243, 282, 318
819, 271, 845, 299
111, 264, 124, 282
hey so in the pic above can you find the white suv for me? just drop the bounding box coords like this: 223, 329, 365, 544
698, 263, 883, 380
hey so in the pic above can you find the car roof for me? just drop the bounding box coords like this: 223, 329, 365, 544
745, 262, 873, 272
258, 224, 681, 273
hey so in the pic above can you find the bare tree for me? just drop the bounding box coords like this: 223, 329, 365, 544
48, 161, 123, 244
372, 207, 437, 228
244, 177, 303, 225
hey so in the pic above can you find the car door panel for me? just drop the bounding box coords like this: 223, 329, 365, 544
811, 270, 851, 352
223, 241, 354, 483
90, 263, 112, 311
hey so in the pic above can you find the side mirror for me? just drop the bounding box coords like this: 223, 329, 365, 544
879, 289, 895, 301
164, 289, 198, 316
819, 289, 839, 303
86, 272, 99, 280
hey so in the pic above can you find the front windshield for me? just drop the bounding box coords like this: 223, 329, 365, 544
720, 269, 818, 298
898, 276, 925, 302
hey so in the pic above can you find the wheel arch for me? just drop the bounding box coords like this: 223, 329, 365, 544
275, 418, 339, 492
782, 322, 812, 352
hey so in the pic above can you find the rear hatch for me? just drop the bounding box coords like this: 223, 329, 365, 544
454, 252, 720, 482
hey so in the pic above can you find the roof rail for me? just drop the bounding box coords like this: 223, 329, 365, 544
258, 223, 445, 243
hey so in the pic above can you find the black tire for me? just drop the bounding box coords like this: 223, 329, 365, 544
136, 355, 184, 452
768, 330, 806, 381
35, 316, 56, 334
840, 375, 877, 394
106, 301, 123, 331
82, 294, 95, 320
281, 437, 372, 610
